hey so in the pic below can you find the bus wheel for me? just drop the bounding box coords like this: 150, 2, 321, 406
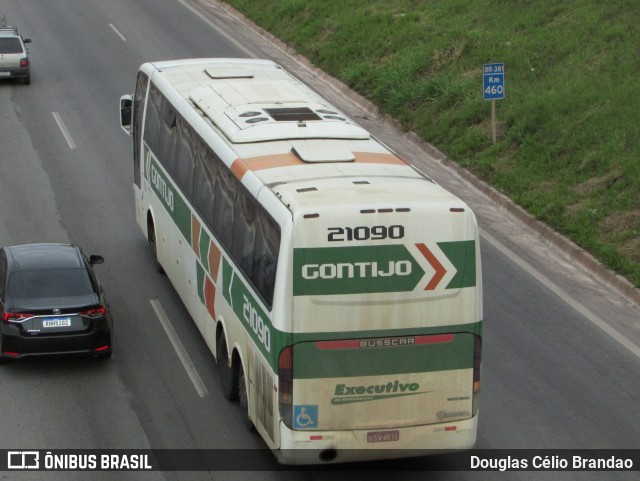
217, 333, 239, 401
147, 219, 165, 274
239, 366, 255, 431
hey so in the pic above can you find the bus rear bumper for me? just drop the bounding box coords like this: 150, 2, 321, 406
275, 414, 478, 465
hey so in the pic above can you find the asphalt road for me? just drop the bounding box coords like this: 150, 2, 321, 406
0, 1, 638, 480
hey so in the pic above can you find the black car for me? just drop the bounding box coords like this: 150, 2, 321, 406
0, 243, 112, 361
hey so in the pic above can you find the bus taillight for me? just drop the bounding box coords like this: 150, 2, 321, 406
472, 335, 482, 416
278, 346, 294, 428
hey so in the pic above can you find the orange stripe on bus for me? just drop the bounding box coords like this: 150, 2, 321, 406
416, 243, 447, 290
230, 152, 408, 179
191, 214, 201, 258
230, 158, 251, 180
242, 153, 301, 171
354, 152, 407, 165
208, 241, 222, 278
204, 276, 216, 319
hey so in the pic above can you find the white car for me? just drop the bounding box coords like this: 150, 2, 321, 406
0, 25, 31, 84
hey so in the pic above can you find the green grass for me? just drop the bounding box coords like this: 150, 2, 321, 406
225, 0, 640, 287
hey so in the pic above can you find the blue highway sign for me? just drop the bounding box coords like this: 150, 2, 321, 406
483, 63, 505, 100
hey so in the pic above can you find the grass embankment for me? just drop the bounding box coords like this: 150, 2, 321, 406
224, 0, 640, 288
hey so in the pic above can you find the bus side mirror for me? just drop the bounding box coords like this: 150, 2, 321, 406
120, 95, 133, 136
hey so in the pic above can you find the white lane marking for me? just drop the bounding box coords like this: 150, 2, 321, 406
150, 299, 209, 397
109, 23, 127, 42
480, 228, 640, 359
52, 112, 76, 150
175, 0, 255, 57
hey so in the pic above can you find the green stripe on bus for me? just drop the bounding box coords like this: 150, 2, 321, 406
293, 245, 423, 296
293, 241, 476, 296
145, 154, 191, 244
221, 257, 233, 305
198, 228, 211, 273
441, 240, 476, 289
175, 197, 191, 245
292, 333, 475, 379
221, 257, 284, 363
211, 248, 478, 376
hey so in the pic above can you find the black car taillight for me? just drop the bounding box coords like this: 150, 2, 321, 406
278, 345, 293, 428
20, 58, 28, 68
2, 312, 34, 322
79, 307, 107, 318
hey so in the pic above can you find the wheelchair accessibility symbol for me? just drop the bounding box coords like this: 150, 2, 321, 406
293, 405, 318, 428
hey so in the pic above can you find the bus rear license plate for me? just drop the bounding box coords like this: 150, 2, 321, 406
43, 318, 71, 328
367, 430, 399, 443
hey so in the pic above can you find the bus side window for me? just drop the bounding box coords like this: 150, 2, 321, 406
212, 167, 236, 249
231, 190, 257, 278
192, 144, 216, 227
159, 98, 178, 176
144, 86, 162, 155
175, 117, 196, 200
252, 213, 280, 306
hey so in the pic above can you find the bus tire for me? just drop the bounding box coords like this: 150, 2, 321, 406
239, 366, 255, 431
217, 333, 239, 401
147, 217, 165, 274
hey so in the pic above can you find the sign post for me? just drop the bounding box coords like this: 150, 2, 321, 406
483, 63, 505, 144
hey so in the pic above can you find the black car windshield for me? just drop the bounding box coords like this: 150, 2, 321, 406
7, 268, 94, 299
0, 38, 23, 54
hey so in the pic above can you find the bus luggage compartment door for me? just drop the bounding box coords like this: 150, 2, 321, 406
290, 333, 476, 431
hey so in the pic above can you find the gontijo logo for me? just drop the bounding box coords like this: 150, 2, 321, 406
302, 260, 412, 279
149, 163, 175, 213
293, 242, 476, 296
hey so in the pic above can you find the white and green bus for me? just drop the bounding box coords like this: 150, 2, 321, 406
120, 58, 482, 464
